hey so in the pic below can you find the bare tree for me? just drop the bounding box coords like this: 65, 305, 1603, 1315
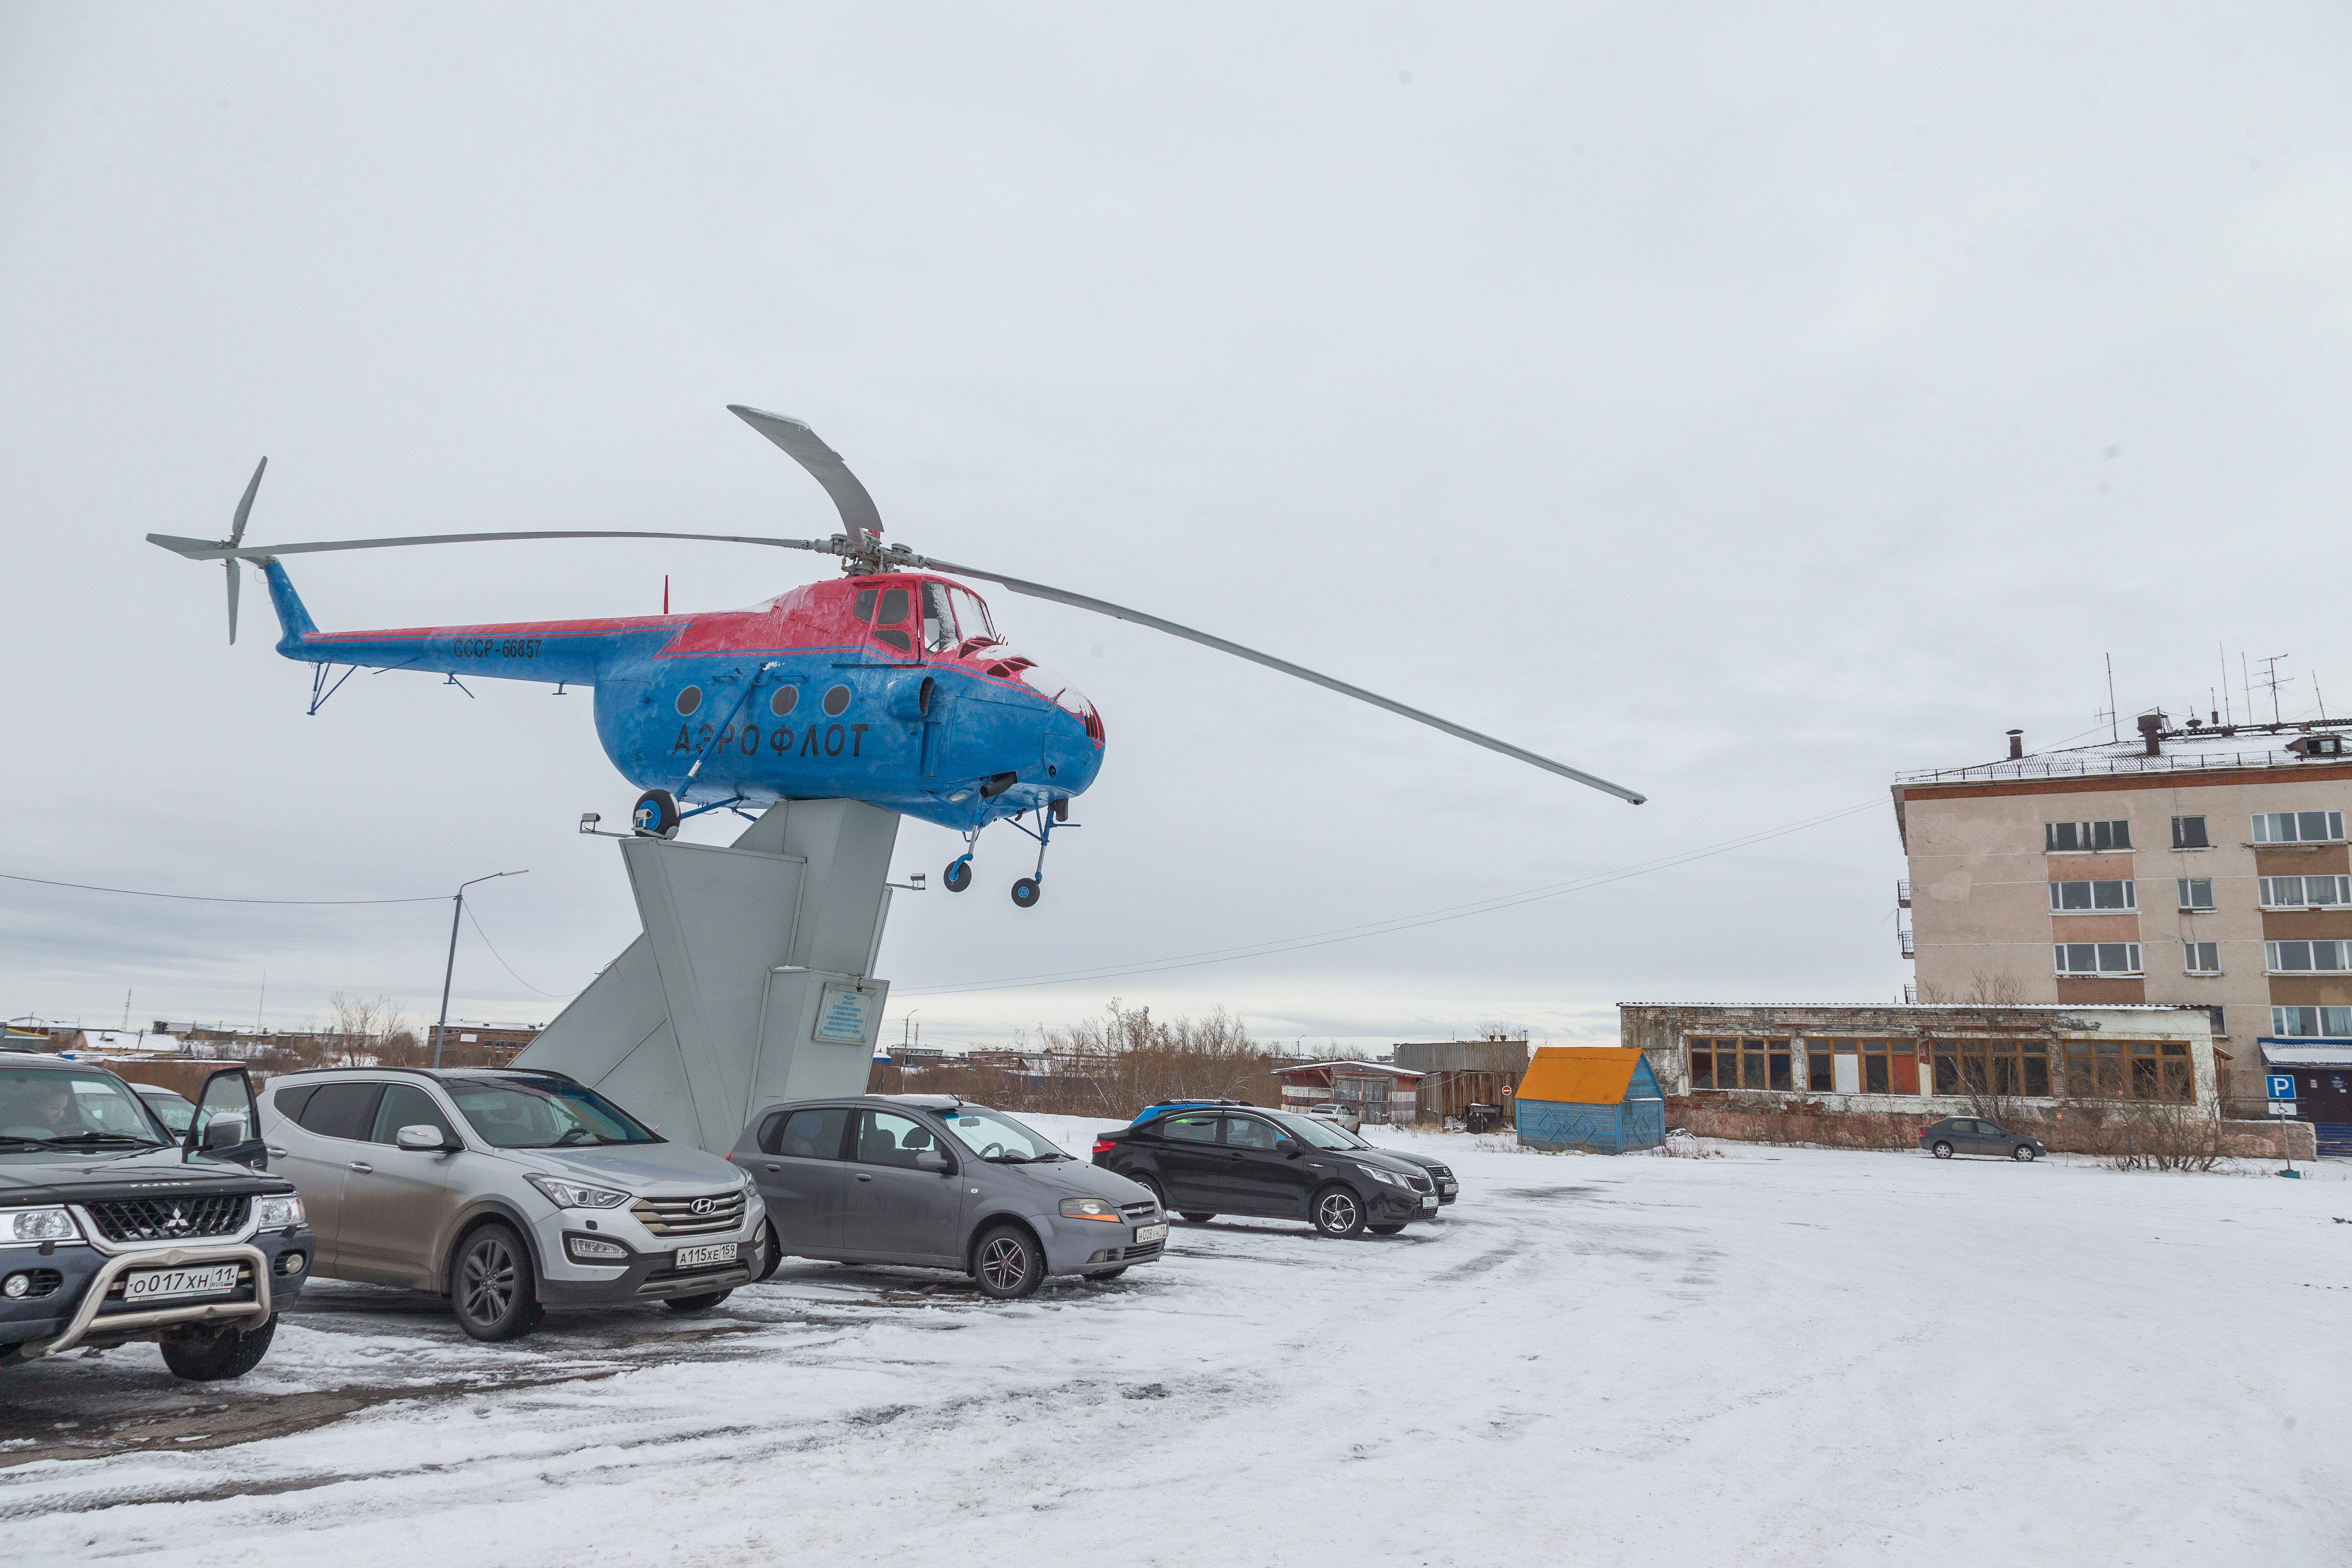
324, 993, 411, 1068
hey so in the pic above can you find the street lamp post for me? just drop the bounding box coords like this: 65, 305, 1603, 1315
433, 870, 527, 1068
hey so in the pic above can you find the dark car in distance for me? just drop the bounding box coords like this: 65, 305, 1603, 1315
1093, 1106, 1440, 1237
1920, 1117, 2046, 1161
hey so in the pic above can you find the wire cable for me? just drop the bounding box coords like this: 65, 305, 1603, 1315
461, 903, 579, 1001
0, 872, 447, 906
897, 796, 1890, 999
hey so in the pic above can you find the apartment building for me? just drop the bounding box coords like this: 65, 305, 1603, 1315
1892, 714, 2352, 1114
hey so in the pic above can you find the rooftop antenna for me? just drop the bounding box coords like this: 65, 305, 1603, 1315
2257, 654, 2293, 725
2105, 654, 2118, 743
2318, 675, 2329, 722
2220, 643, 2233, 725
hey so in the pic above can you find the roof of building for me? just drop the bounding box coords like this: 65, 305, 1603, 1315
1516, 1047, 1648, 1105
1895, 717, 2352, 788
1271, 1060, 1425, 1081
1616, 1003, 2210, 1014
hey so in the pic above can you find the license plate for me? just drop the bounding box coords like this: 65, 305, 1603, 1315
1420, 1196, 1439, 1209
675, 1243, 738, 1269
1440, 1183, 1458, 1196
122, 1263, 240, 1303
1134, 1222, 1168, 1244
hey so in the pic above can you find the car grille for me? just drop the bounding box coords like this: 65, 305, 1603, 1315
1425, 1164, 1453, 1180
1119, 1201, 1158, 1221
1121, 1240, 1163, 1262
82, 1195, 251, 1243
1405, 1173, 1433, 1193
630, 1191, 745, 1237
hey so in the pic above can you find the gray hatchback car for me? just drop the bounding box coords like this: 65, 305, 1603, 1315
731, 1095, 1165, 1297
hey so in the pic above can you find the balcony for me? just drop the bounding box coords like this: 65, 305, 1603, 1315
1899, 927, 1916, 959
1896, 880, 1912, 908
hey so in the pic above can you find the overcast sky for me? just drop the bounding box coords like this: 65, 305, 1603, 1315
3, 4, 2346, 1055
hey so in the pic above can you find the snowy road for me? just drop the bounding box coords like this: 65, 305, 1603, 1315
4, 1123, 2348, 1566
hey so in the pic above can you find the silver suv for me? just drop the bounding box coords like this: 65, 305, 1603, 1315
264, 1068, 766, 1340
733, 1095, 1164, 1298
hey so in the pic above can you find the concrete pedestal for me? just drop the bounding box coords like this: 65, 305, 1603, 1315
511, 799, 899, 1153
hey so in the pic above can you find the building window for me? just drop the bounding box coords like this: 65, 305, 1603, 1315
2171, 815, 2209, 849
2047, 819, 2131, 853
1689, 1037, 1791, 1091
2059, 1040, 2191, 1101
2252, 810, 2345, 844
2183, 941, 2221, 973
2264, 940, 2352, 973
1806, 1044, 1836, 1091
1859, 1039, 1919, 1094
2050, 880, 2136, 912
2272, 1005, 2352, 1037
1930, 1039, 2052, 1098
2208, 1005, 2227, 1037
2055, 942, 2142, 975
2176, 878, 2214, 911
2257, 875, 2352, 909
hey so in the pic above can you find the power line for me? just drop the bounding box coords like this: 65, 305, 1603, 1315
897, 796, 1889, 999
462, 903, 577, 1001
0, 872, 447, 906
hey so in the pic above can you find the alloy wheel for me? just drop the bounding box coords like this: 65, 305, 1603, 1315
462, 1235, 517, 1325
1316, 1190, 1359, 1232
980, 1237, 1028, 1292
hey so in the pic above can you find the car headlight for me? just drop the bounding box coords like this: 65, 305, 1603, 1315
253, 1195, 306, 1230
1364, 1167, 1408, 1188
526, 1173, 631, 1209
1059, 1197, 1125, 1222
2, 1207, 80, 1243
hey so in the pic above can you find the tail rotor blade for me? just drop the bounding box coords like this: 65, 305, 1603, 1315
224, 559, 240, 644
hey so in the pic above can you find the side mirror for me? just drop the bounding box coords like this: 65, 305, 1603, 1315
184, 1067, 266, 1168
397, 1124, 458, 1153
914, 1150, 951, 1174
1275, 1136, 1301, 1156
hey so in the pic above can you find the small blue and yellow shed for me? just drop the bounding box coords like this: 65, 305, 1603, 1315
1513, 1047, 1666, 1154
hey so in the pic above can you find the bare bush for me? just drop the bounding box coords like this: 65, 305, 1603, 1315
867, 1000, 1280, 1121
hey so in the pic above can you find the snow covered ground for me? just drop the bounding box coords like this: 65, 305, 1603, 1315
4, 1120, 2348, 1566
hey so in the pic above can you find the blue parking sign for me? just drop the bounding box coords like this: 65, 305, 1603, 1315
2267, 1074, 2298, 1100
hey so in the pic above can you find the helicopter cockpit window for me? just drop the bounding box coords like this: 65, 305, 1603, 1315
922, 582, 957, 654
852, 588, 877, 621
871, 586, 913, 654
947, 585, 995, 645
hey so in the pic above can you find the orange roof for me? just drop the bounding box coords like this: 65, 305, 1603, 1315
1515, 1046, 1644, 1105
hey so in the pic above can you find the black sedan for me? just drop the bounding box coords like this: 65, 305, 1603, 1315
1092, 1107, 1440, 1237
1919, 1117, 2046, 1161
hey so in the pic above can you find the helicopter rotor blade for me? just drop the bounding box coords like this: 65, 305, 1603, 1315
727, 406, 885, 554
147, 528, 838, 563
223, 456, 266, 643
910, 554, 1647, 804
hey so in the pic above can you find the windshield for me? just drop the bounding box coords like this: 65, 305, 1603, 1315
0, 1068, 165, 1145
1269, 1111, 1365, 1151
938, 1106, 1067, 1163
447, 1077, 660, 1148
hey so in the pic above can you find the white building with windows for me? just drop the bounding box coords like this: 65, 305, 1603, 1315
1892, 716, 2352, 1114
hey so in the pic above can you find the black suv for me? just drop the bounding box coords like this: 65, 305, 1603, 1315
1093, 1106, 1441, 1237
0, 1055, 313, 1380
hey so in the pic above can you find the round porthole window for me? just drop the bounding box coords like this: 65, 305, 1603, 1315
675, 686, 702, 716
821, 685, 851, 717
768, 686, 799, 718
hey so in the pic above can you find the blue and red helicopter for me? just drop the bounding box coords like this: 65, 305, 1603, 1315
151, 406, 1643, 907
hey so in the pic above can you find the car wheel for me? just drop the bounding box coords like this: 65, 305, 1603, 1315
971, 1223, 1046, 1300
1931, 1140, 1954, 1160
2012, 1144, 2038, 1162
1083, 1267, 1129, 1281
1368, 1223, 1406, 1236
1180, 1211, 1216, 1225
665, 1290, 733, 1314
1312, 1185, 1366, 1238
158, 1314, 277, 1381
453, 1221, 541, 1341
751, 1219, 781, 1282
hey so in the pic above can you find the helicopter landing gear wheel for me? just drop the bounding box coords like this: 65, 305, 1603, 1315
944, 857, 972, 892
1011, 877, 1042, 909
632, 788, 680, 839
